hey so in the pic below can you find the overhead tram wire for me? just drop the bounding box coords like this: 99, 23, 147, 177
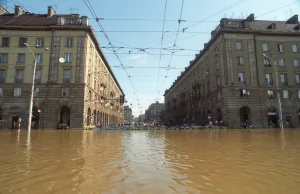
82, 0, 141, 110
255, 0, 300, 18
156, 0, 185, 100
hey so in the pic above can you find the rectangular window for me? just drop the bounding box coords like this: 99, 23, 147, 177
34, 88, 39, 97
279, 58, 285, 67
298, 91, 300, 99
240, 89, 247, 97
64, 53, 72, 63
62, 88, 70, 97
36, 38, 44, 47
0, 70, 5, 83
215, 48, 219, 55
238, 72, 245, 85
35, 54, 43, 63
17, 53, 25, 63
237, 56, 244, 65
14, 88, 22, 97
15, 69, 24, 83
280, 73, 288, 86
216, 61, 219, 70
0, 53, 8, 63
63, 69, 71, 83
294, 59, 299, 67
65, 37, 73, 47
19, 38, 27, 47
89, 90, 92, 100
265, 73, 273, 86
292, 44, 299, 52
296, 74, 300, 85
278, 43, 284, 52
217, 75, 220, 87
236, 41, 242, 50
35, 70, 41, 83
262, 43, 269, 51
2, 37, 9, 47
267, 90, 275, 98
283, 90, 289, 99
264, 58, 270, 65
0, 88, 3, 96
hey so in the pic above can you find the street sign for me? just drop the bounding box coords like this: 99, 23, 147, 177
20, 113, 29, 118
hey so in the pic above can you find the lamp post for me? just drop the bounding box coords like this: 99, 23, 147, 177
262, 53, 283, 130
24, 43, 48, 131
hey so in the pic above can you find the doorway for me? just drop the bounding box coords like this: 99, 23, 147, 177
239, 106, 251, 127
32, 107, 40, 129
268, 107, 278, 127
59, 106, 70, 127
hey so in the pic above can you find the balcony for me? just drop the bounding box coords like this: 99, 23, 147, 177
34, 79, 41, 83
280, 81, 288, 86
63, 78, 71, 83
239, 80, 246, 85
15, 79, 23, 83
266, 81, 273, 86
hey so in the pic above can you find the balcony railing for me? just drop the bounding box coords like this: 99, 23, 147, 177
63, 78, 71, 83
296, 80, 300, 85
15, 79, 23, 83
0, 78, 5, 83
239, 80, 246, 85
266, 81, 273, 86
280, 81, 288, 86
34, 79, 41, 83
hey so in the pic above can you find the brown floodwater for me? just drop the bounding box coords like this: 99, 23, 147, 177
0, 129, 299, 194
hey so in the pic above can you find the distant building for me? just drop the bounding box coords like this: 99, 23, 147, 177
138, 114, 145, 123
124, 105, 132, 124
164, 14, 300, 128
0, 5, 124, 129
145, 101, 164, 123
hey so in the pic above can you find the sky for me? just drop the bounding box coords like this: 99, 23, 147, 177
2, 0, 300, 116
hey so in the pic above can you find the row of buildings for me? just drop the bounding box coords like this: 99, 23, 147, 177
164, 14, 300, 128
144, 101, 164, 124
0, 5, 125, 129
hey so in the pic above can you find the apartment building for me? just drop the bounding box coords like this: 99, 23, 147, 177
145, 101, 164, 123
0, 5, 124, 129
124, 105, 132, 124
164, 14, 300, 128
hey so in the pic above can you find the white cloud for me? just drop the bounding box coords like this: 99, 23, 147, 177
127, 54, 147, 64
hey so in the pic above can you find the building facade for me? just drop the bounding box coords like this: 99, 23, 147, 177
164, 14, 300, 129
124, 105, 132, 124
0, 6, 124, 129
145, 101, 164, 123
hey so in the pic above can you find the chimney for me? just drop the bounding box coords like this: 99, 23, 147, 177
14, 5, 24, 17
286, 15, 298, 24
242, 20, 249, 28
211, 30, 216, 38
47, 6, 56, 17
81, 16, 89, 26
0, 6, 9, 15
220, 18, 229, 28
246, 14, 255, 22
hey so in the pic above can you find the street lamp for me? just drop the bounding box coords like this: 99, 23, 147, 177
262, 53, 283, 130
24, 43, 48, 131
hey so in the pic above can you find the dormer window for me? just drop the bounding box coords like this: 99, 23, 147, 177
267, 23, 276, 29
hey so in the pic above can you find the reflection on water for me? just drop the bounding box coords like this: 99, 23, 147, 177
0, 130, 299, 193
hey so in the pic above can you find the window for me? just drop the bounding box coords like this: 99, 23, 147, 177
34, 88, 39, 97
207, 82, 210, 93
279, 58, 285, 67
296, 74, 300, 85
298, 91, 300, 99
36, 38, 44, 47
278, 43, 284, 52
0, 53, 8, 63
14, 88, 22, 97
19, 38, 27, 47
35, 54, 43, 63
35, 70, 41, 83
283, 90, 289, 99
217, 75, 220, 87
264, 58, 270, 65
240, 89, 247, 97
62, 88, 70, 97
236, 41, 242, 50
88, 73, 91, 86
262, 43, 269, 51
265, 73, 273, 86
292, 44, 299, 52
280, 73, 288, 86
17, 53, 25, 63
0, 88, 3, 96
237, 56, 244, 65
238, 72, 245, 85
15, 70, 24, 83
65, 37, 73, 47
64, 53, 72, 62
294, 59, 299, 67
216, 61, 219, 70
268, 90, 275, 98
2, 37, 9, 47
0, 70, 5, 83
215, 47, 219, 55
63, 69, 71, 83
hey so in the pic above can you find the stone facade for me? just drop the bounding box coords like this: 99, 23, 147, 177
164, 14, 300, 129
0, 6, 124, 129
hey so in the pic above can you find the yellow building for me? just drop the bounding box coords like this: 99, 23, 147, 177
0, 5, 125, 129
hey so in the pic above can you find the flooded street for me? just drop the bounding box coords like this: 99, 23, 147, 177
0, 130, 300, 194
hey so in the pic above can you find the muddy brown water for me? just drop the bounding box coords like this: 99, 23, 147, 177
0, 129, 299, 193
